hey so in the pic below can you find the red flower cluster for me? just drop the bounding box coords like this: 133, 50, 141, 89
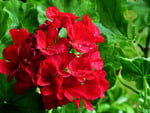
0, 6, 109, 111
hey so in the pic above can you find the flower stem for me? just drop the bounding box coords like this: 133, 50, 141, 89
138, 28, 150, 58
118, 77, 140, 95
143, 77, 148, 106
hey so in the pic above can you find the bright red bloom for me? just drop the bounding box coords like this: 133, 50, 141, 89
0, 6, 109, 112
67, 21, 98, 53
68, 51, 104, 81
67, 14, 105, 53
36, 29, 70, 56
67, 51, 108, 110
36, 27, 58, 50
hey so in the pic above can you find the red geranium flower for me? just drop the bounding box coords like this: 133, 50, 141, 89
81, 14, 105, 43
0, 28, 41, 94
46, 6, 79, 28
0, 28, 31, 82
0, 6, 109, 112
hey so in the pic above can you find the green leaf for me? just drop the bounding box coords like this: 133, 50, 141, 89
120, 57, 150, 89
127, 0, 150, 31
96, 0, 129, 40
3, 0, 39, 32
52, 102, 80, 113
0, 75, 45, 113
97, 103, 110, 112
103, 65, 116, 89
37, 5, 47, 24
0, 10, 9, 37
3, 0, 22, 28
21, 3, 39, 32
52, 101, 95, 113
0, 9, 12, 59
59, 28, 67, 38
97, 81, 138, 113
98, 37, 124, 69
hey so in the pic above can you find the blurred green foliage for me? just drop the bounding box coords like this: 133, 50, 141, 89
0, 0, 149, 113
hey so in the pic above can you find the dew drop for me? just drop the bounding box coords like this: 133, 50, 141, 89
79, 45, 82, 48
4, 101, 7, 104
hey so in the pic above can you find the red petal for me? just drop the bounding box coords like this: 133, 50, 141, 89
42, 95, 69, 110
91, 58, 104, 70
36, 30, 46, 49
39, 57, 59, 76
41, 85, 56, 96
37, 76, 51, 86
15, 70, 32, 82
46, 6, 60, 20
72, 22, 86, 41
49, 38, 69, 55
60, 52, 75, 69
82, 98, 93, 111
64, 90, 73, 101
14, 81, 33, 94
18, 28, 30, 46
82, 79, 100, 100
68, 56, 91, 75
9, 28, 18, 45
52, 18, 61, 28
95, 70, 109, 97
74, 98, 81, 110
0, 60, 16, 74
46, 27, 58, 47
61, 13, 78, 28
99, 78, 109, 93
88, 22, 105, 43
3, 44, 19, 63
96, 35, 105, 43
82, 14, 89, 24
63, 77, 83, 98
71, 41, 98, 53
14, 70, 34, 94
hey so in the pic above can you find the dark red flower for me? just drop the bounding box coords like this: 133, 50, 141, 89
14, 70, 34, 94
37, 56, 68, 108
42, 94, 69, 109
0, 28, 32, 82
0, 28, 39, 93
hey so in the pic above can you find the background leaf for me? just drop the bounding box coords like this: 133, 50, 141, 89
0, 75, 45, 113
120, 57, 150, 89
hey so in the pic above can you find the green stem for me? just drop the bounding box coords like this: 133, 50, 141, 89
131, 42, 140, 57
144, 28, 150, 58
118, 77, 140, 95
138, 28, 150, 58
97, 98, 103, 105
143, 77, 148, 106
128, 41, 140, 57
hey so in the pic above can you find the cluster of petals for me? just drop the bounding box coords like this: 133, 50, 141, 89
0, 6, 109, 111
